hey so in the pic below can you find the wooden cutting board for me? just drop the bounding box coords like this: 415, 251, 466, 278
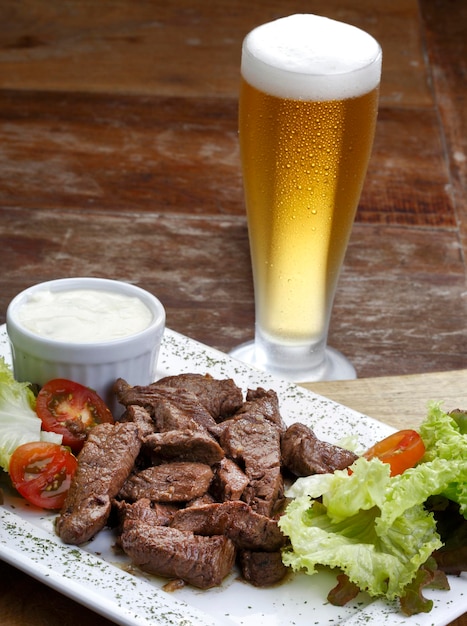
301, 369, 467, 430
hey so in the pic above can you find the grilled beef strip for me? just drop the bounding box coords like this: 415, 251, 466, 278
219, 413, 284, 517
56, 422, 142, 545
143, 428, 224, 465
120, 498, 236, 589
239, 387, 287, 431
210, 457, 249, 502
114, 379, 220, 436
114, 498, 178, 531
113, 498, 178, 532
170, 500, 285, 552
243, 467, 284, 518
151, 390, 221, 436
120, 404, 156, 438
281, 422, 358, 476
239, 550, 289, 587
155, 373, 244, 420
118, 461, 214, 503
187, 492, 217, 507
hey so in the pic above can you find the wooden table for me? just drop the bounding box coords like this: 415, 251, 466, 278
0, 0, 466, 378
0, 0, 466, 624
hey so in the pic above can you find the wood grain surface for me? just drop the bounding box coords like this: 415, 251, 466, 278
0, 0, 466, 624
0, 0, 466, 378
303, 369, 467, 429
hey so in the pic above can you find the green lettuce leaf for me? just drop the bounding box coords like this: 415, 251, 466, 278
419, 402, 467, 515
279, 457, 444, 601
279, 401, 467, 609
380, 458, 467, 529
0, 357, 61, 472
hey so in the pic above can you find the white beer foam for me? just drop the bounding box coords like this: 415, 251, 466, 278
242, 14, 382, 101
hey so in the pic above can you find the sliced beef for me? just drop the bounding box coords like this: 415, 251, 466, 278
187, 493, 216, 508
156, 373, 244, 420
220, 415, 283, 517
114, 378, 219, 435
239, 550, 289, 587
114, 498, 178, 531
243, 466, 284, 517
150, 390, 220, 435
56, 422, 142, 545
120, 404, 156, 438
118, 462, 213, 503
120, 499, 236, 589
211, 457, 249, 502
220, 415, 282, 472
144, 428, 224, 465
170, 501, 285, 551
240, 387, 287, 431
56, 371, 365, 590
281, 422, 358, 476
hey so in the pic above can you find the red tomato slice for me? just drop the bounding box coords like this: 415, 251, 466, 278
9, 441, 78, 509
363, 429, 426, 476
36, 379, 113, 453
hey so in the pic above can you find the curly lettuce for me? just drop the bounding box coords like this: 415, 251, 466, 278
0, 357, 61, 472
419, 402, 467, 515
279, 401, 467, 607
280, 458, 445, 600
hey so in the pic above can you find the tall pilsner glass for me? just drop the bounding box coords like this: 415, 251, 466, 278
230, 14, 382, 382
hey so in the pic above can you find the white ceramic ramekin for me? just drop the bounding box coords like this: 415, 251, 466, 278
6, 277, 166, 416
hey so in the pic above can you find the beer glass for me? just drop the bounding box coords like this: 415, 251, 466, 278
230, 14, 382, 381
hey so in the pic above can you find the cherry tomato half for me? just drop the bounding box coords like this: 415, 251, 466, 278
363, 429, 426, 476
36, 379, 113, 453
9, 441, 78, 509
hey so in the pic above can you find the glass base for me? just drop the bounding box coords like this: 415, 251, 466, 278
229, 340, 356, 383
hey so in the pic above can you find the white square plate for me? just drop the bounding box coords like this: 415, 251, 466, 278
0, 324, 465, 626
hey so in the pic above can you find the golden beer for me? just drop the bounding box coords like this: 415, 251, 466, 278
233, 14, 382, 379
239, 81, 379, 343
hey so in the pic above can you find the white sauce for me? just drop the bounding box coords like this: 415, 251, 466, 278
242, 14, 382, 101
18, 289, 153, 343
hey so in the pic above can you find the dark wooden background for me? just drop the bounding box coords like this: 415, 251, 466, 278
0, 0, 466, 624
0, 0, 466, 379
